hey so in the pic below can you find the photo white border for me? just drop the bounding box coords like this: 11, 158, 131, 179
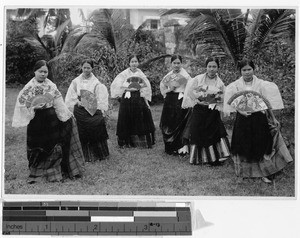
1, 1, 299, 237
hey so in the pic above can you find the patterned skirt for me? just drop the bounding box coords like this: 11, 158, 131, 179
159, 92, 190, 154
74, 105, 109, 162
232, 111, 293, 177
183, 104, 230, 164
116, 91, 155, 148
27, 107, 85, 183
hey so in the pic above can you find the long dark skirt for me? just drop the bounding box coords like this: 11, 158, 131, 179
27, 107, 85, 183
231, 111, 293, 177
231, 111, 272, 162
117, 91, 155, 148
74, 105, 109, 162
183, 104, 230, 164
159, 92, 190, 154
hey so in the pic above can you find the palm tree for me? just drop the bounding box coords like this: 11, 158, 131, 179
7, 8, 74, 59
161, 8, 295, 66
65, 8, 169, 72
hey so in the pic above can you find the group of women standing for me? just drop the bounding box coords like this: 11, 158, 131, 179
12, 55, 293, 185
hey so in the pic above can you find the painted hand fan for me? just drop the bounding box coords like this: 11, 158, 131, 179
163, 74, 187, 88
227, 90, 272, 113
80, 89, 98, 116
194, 85, 223, 104
25, 93, 54, 109
127, 77, 146, 90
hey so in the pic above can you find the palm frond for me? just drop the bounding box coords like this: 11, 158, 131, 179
23, 35, 50, 57
78, 9, 87, 22
88, 9, 117, 51
53, 19, 71, 49
183, 12, 246, 64
245, 9, 295, 55
160, 8, 214, 18
111, 9, 131, 49
139, 54, 172, 69
60, 29, 88, 53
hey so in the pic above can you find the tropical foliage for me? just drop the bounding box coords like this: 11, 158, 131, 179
6, 8, 168, 99
6, 8, 73, 83
6, 8, 295, 106
162, 8, 295, 112
162, 9, 295, 63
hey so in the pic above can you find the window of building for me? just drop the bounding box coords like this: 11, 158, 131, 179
150, 19, 159, 29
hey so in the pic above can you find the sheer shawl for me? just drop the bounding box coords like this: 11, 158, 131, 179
110, 68, 152, 102
65, 73, 109, 113
182, 73, 225, 109
160, 68, 192, 98
12, 78, 72, 127
223, 75, 284, 114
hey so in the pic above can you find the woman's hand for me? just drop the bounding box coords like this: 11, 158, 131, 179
238, 110, 251, 117
168, 85, 176, 92
196, 99, 209, 106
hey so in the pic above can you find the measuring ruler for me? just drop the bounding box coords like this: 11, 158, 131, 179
2, 201, 192, 236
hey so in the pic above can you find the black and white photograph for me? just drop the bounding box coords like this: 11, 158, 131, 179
3, 6, 296, 196
0, 1, 299, 237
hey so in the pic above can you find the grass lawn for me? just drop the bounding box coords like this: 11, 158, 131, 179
4, 86, 295, 197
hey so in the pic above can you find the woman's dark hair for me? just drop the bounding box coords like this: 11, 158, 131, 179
171, 54, 182, 63
238, 59, 255, 72
81, 59, 94, 68
128, 54, 140, 63
33, 60, 48, 72
205, 57, 220, 68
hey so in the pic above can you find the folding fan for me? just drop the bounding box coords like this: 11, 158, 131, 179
25, 93, 54, 109
80, 89, 98, 116
227, 90, 272, 113
194, 85, 223, 104
162, 73, 187, 88
126, 77, 146, 90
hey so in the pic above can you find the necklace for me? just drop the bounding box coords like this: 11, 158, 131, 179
243, 79, 253, 90
82, 74, 91, 80
130, 68, 137, 73
206, 74, 216, 80
205, 74, 217, 87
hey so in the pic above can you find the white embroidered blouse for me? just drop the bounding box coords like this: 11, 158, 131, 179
12, 78, 72, 127
110, 68, 152, 102
182, 73, 225, 109
65, 73, 109, 113
223, 75, 284, 114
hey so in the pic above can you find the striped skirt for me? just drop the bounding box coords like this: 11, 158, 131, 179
189, 138, 231, 165
116, 91, 155, 148
183, 104, 230, 164
27, 107, 85, 183
74, 105, 109, 162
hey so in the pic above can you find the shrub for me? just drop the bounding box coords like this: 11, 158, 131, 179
6, 19, 49, 84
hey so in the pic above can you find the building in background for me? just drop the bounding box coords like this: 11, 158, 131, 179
125, 9, 189, 54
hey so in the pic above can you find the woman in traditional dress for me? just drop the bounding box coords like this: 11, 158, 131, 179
110, 55, 155, 148
65, 59, 109, 162
159, 55, 192, 155
12, 60, 85, 184
223, 59, 293, 183
182, 57, 230, 165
